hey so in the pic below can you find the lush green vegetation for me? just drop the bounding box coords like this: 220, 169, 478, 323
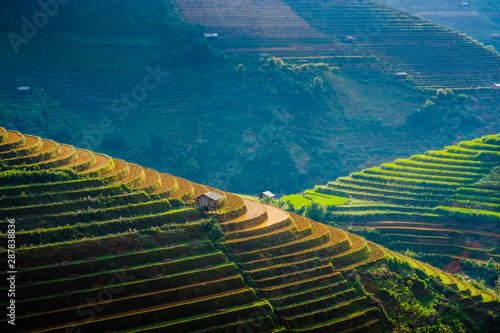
1, 0, 498, 195
356, 255, 500, 332
280, 194, 313, 208
281, 190, 348, 210
1, 129, 498, 331
290, 134, 500, 289
476, 166, 500, 189
1, 0, 500, 330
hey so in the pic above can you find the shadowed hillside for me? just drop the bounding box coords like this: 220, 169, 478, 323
0, 0, 499, 196
179, 0, 500, 87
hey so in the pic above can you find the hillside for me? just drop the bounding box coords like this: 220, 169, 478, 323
1, 128, 499, 332
179, 0, 500, 87
176, 0, 341, 55
375, 0, 500, 48
285, 133, 500, 291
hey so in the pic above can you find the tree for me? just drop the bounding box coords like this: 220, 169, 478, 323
436, 88, 453, 100
436, 88, 447, 99
313, 76, 324, 90
236, 64, 245, 72
183, 158, 200, 176
304, 201, 327, 222
266, 56, 284, 69
183, 38, 217, 65
41, 108, 49, 120
423, 100, 436, 109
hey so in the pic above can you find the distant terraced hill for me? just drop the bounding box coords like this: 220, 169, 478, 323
375, 0, 500, 45
178, 0, 500, 87
310, 133, 500, 281
0, 128, 497, 332
175, 0, 345, 55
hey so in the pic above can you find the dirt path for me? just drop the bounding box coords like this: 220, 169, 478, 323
224, 200, 290, 230
246, 204, 289, 230
224, 198, 266, 223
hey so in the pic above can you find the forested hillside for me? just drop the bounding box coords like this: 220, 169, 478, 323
0, 0, 499, 195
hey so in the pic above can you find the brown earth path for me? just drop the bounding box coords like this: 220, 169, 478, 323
248, 204, 290, 230
224, 198, 266, 224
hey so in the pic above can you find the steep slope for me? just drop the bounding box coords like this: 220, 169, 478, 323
0, 129, 497, 332
0, 128, 386, 332
175, 0, 344, 55
375, 0, 500, 46
305, 133, 500, 285
178, 0, 500, 87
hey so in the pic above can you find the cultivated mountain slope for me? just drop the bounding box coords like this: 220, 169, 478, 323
0, 129, 498, 332
375, 0, 500, 46
175, 0, 344, 55
178, 0, 500, 87
303, 133, 500, 288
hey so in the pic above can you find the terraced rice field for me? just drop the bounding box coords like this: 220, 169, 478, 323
282, 190, 349, 209
0, 129, 495, 332
312, 133, 500, 279
0, 129, 277, 332
175, 0, 344, 56
178, 0, 500, 87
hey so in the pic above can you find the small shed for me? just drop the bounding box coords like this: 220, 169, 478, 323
204, 33, 218, 38
195, 191, 225, 209
491, 34, 500, 39
344, 36, 356, 43
461, 2, 470, 8
493, 83, 500, 90
17, 86, 31, 96
258, 191, 275, 199
394, 72, 408, 80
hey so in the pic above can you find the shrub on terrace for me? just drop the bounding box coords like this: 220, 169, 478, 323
304, 201, 327, 222
424, 100, 436, 109
486, 45, 497, 53
266, 57, 285, 69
